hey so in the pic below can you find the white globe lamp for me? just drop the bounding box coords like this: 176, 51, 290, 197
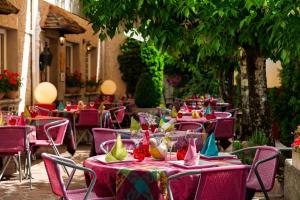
34, 82, 57, 104
100, 80, 117, 95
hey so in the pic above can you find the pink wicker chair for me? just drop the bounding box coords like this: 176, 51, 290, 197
214, 118, 235, 139
42, 153, 114, 200
34, 105, 52, 116
231, 146, 280, 200
31, 119, 69, 157
109, 106, 126, 129
0, 126, 33, 188
100, 139, 137, 154
92, 128, 117, 155
75, 109, 100, 145
175, 122, 203, 132
167, 165, 250, 200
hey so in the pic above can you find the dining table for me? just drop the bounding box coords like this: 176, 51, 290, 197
83, 154, 242, 200
176, 111, 232, 123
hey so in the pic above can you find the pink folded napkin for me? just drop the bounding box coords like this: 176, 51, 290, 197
17, 114, 26, 126
184, 138, 198, 166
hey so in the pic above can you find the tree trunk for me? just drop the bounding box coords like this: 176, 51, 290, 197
239, 50, 251, 138
245, 47, 274, 145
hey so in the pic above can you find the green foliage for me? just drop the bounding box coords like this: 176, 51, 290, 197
135, 73, 161, 108
66, 71, 84, 88
134, 44, 164, 108
118, 38, 146, 95
232, 140, 243, 151
248, 129, 269, 147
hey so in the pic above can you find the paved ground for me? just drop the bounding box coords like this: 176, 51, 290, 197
0, 145, 90, 200
0, 145, 284, 200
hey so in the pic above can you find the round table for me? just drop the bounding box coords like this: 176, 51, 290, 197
176, 112, 231, 123
83, 156, 240, 200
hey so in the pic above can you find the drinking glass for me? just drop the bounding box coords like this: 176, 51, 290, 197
66, 101, 72, 111
167, 138, 177, 160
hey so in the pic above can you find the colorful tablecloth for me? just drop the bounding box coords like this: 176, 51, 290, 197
84, 156, 242, 200
84, 156, 199, 200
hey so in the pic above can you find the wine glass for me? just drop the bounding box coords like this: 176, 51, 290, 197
167, 137, 178, 160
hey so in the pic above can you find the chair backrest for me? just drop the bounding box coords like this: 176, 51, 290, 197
100, 139, 137, 154
45, 119, 69, 145
214, 112, 232, 118
195, 165, 249, 200
0, 126, 28, 153
247, 146, 279, 191
77, 109, 99, 126
175, 122, 203, 131
41, 153, 68, 198
214, 117, 235, 139
92, 128, 117, 154
113, 106, 126, 123
35, 106, 52, 116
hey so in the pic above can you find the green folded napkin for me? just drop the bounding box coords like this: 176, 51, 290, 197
130, 117, 140, 132
105, 134, 128, 162
171, 106, 178, 118
23, 107, 31, 118
200, 133, 218, 157
161, 119, 175, 132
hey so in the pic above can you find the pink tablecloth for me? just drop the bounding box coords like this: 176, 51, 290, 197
83, 156, 241, 200
176, 112, 231, 123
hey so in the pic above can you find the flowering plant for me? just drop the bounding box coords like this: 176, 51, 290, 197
66, 71, 84, 88
1, 69, 22, 92
291, 126, 300, 152
86, 76, 101, 87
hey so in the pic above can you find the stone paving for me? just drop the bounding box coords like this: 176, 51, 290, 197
0, 145, 284, 200
0, 145, 90, 200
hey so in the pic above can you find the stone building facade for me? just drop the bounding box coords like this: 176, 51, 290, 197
0, 0, 126, 112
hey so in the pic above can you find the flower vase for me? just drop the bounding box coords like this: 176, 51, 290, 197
6, 91, 18, 99
292, 150, 300, 171
0, 92, 5, 100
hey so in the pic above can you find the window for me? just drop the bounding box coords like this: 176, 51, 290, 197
66, 42, 73, 73
45, 0, 83, 16
0, 28, 6, 72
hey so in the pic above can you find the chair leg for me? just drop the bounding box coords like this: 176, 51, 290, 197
18, 152, 22, 183
51, 145, 70, 176
0, 157, 12, 181
117, 122, 122, 129
76, 130, 87, 146
26, 150, 32, 189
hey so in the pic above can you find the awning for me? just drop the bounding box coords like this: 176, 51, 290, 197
41, 5, 86, 34
0, 0, 19, 15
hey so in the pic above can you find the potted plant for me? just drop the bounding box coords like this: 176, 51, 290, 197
85, 76, 101, 92
2, 69, 21, 99
65, 71, 84, 93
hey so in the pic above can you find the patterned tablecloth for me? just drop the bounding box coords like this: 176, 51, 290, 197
84, 156, 241, 200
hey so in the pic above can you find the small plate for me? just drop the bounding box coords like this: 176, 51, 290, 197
93, 155, 137, 164
168, 160, 218, 169
200, 152, 237, 160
